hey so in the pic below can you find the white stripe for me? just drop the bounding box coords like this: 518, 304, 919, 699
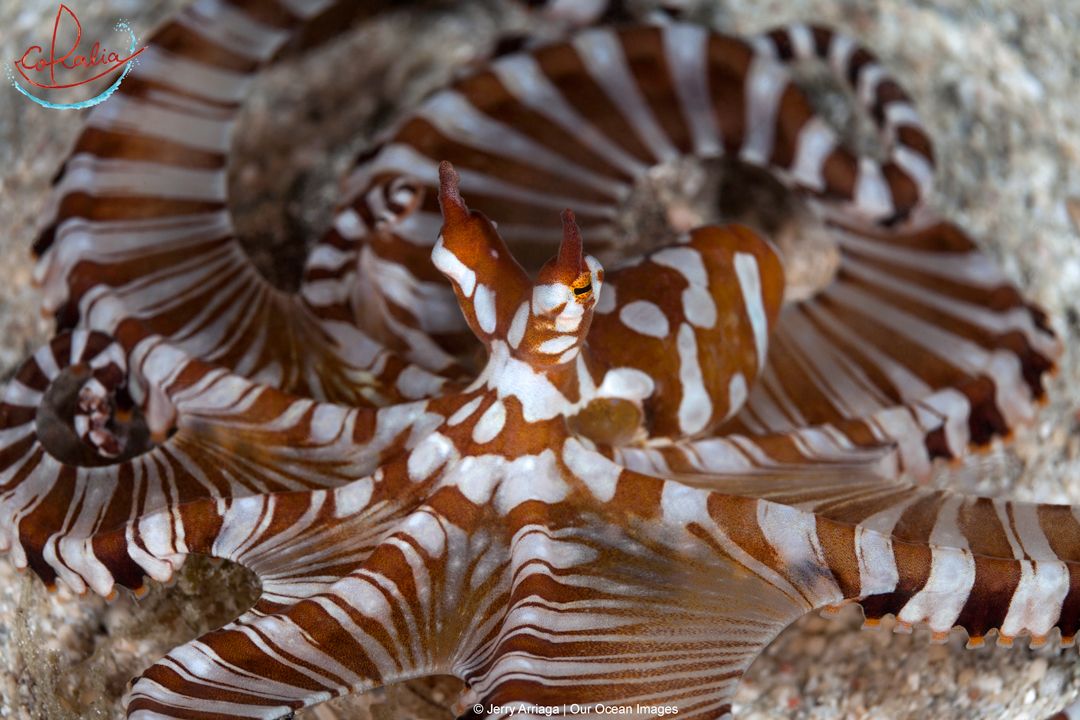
896, 547, 975, 633
733, 252, 768, 371
757, 502, 842, 605
740, 55, 790, 166
855, 62, 888, 108
473, 283, 497, 334
893, 144, 935, 196
619, 300, 669, 338
827, 282, 1035, 428
855, 526, 899, 595
999, 559, 1070, 641
832, 226, 1008, 288
789, 117, 836, 191
131, 46, 251, 104
826, 34, 856, 79
676, 324, 711, 435
417, 91, 626, 199
508, 301, 530, 350
177, 0, 292, 62
85, 93, 233, 153
788, 24, 816, 60
573, 29, 680, 163
663, 24, 723, 157
55, 154, 225, 201
852, 157, 893, 217
491, 53, 647, 178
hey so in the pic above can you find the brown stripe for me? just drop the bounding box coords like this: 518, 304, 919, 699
132, 664, 291, 714
767, 29, 795, 60
841, 241, 1024, 309
954, 375, 1010, 446
150, 22, 261, 73
952, 555, 1021, 641
1038, 505, 1080, 564
871, 79, 911, 124
810, 486, 919, 529
923, 426, 953, 460
816, 516, 861, 597
771, 85, 814, 169
454, 72, 634, 183
606, 472, 663, 519
620, 27, 694, 155
224, 0, 301, 28
52, 194, 225, 224
117, 75, 242, 110
1054, 563, 1080, 642
815, 285, 970, 391
896, 125, 934, 163
393, 117, 615, 206
819, 148, 858, 200
859, 538, 932, 622
535, 42, 655, 164
810, 27, 833, 57
71, 127, 225, 170
881, 162, 919, 216
956, 497, 1015, 559
890, 490, 947, 545
706, 495, 790, 578
706, 36, 754, 153
845, 47, 876, 88
798, 301, 903, 405
764, 333, 848, 425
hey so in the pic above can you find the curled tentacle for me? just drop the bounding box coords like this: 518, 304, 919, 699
749, 23, 936, 222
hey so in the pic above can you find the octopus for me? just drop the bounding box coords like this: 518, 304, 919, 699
0, 1, 1076, 719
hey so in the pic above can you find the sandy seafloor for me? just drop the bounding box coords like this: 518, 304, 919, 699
0, 0, 1079, 718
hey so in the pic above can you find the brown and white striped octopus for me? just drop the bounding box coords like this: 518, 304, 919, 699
0, 0, 1073, 718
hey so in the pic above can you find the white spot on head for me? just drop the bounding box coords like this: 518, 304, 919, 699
660, 481, 709, 526
473, 283, 497, 334
726, 372, 748, 419
562, 438, 620, 502
594, 281, 616, 314
537, 334, 577, 355
508, 301, 530, 350
494, 450, 569, 514
651, 247, 708, 286
431, 237, 476, 297
472, 399, 507, 444
619, 300, 669, 338
480, 341, 569, 422
447, 396, 483, 426
532, 283, 569, 315
555, 347, 580, 364
408, 433, 457, 481
335, 478, 374, 517
596, 367, 655, 400
676, 323, 711, 435
681, 284, 717, 329
554, 300, 584, 332
733, 252, 768, 369
448, 455, 502, 505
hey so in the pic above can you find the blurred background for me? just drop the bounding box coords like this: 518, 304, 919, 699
0, 1, 1078, 718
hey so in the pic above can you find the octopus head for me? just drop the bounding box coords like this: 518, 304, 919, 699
433, 161, 603, 369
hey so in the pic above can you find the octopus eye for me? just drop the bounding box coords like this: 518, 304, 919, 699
573, 282, 592, 297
